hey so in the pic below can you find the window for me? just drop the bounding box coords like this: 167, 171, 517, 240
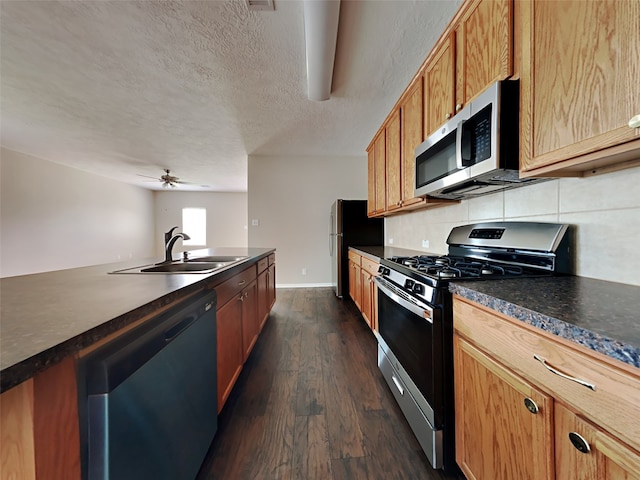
182, 208, 206, 246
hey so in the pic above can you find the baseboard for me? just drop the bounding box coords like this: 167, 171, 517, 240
275, 283, 334, 289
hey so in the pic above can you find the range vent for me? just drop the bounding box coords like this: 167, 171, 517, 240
246, 0, 275, 11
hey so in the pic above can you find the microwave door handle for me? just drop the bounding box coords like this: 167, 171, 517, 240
455, 119, 466, 169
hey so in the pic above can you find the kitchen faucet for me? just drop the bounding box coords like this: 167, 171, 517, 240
161, 226, 191, 263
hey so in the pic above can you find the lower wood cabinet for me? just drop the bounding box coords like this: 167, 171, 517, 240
214, 255, 276, 413
454, 335, 554, 480
555, 402, 640, 479
453, 296, 640, 480
348, 250, 379, 333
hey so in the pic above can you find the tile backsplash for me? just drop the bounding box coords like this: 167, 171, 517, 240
385, 165, 640, 286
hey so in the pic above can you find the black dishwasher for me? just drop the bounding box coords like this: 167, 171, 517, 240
78, 289, 217, 480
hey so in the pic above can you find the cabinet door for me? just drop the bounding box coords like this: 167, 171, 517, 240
267, 263, 276, 313
400, 78, 426, 208
385, 109, 402, 212
456, 0, 512, 109
367, 146, 377, 216
348, 260, 362, 310
555, 402, 640, 479
454, 334, 555, 480
424, 33, 455, 138
360, 268, 372, 330
241, 280, 258, 362
521, 0, 640, 173
217, 297, 243, 413
257, 269, 268, 328
373, 132, 387, 215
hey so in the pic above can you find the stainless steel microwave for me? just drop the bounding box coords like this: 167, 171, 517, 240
414, 80, 547, 200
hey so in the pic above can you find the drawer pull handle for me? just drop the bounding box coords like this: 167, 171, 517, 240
569, 432, 591, 454
523, 397, 539, 414
391, 375, 405, 396
238, 280, 246, 286
533, 354, 596, 391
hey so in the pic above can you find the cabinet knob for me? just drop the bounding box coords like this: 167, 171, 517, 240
455, 103, 463, 112
629, 114, 640, 129
445, 113, 452, 120
523, 397, 539, 414
568, 432, 591, 454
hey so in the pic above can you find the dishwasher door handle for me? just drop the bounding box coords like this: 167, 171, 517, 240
164, 314, 197, 342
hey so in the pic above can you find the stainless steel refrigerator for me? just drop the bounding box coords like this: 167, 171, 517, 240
330, 199, 384, 298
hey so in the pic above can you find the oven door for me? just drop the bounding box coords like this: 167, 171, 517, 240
374, 277, 444, 428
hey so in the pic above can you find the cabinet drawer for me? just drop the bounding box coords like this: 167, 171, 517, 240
216, 265, 257, 307
361, 257, 379, 275
268, 253, 275, 265
348, 251, 361, 265
453, 297, 640, 452
257, 257, 268, 273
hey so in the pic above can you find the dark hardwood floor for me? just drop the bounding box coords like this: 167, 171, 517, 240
197, 287, 463, 480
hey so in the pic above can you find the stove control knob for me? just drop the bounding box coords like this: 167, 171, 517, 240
413, 283, 425, 295
404, 279, 415, 290
378, 266, 390, 276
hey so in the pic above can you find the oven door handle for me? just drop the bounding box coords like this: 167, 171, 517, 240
374, 277, 433, 323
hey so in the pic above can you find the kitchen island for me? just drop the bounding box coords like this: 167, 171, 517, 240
0, 247, 275, 480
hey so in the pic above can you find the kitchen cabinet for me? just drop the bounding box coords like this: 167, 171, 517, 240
348, 251, 362, 311
257, 253, 276, 331
520, 0, 640, 177
360, 256, 379, 332
214, 263, 258, 412
555, 402, 640, 479
424, 34, 456, 137
385, 109, 402, 212
348, 250, 379, 333
424, 0, 513, 138
453, 296, 640, 480
454, 334, 554, 479
266, 254, 276, 318
399, 78, 428, 210
241, 279, 258, 361
367, 130, 387, 217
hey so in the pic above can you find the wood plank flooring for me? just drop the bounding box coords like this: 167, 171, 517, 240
197, 288, 463, 480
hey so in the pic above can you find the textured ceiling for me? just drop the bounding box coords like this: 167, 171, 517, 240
1, 0, 462, 191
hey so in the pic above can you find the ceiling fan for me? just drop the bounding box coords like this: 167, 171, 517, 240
137, 169, 195, 188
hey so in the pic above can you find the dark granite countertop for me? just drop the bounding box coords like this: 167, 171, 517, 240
450, 277, 640, 369
0, 247, 274, 392
350, 245, 424, 262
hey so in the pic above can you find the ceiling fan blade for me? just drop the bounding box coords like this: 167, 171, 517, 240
136, 173, 162, 180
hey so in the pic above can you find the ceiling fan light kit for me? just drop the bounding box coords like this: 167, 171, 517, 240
303, 0, 341, 101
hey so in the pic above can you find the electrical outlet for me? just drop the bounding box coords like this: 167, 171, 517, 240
422, 239, 430, 248
251, 219, 260, 226
389, 238, 394, 245
301, 268, 307, 275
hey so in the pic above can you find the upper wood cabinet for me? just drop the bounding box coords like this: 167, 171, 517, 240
385, 109, 402, 212
520, 0, 640, 176
424, 34, 456, 137
400, 79, 427, 209
424, 0, 513, 138
455, 0, 513, 109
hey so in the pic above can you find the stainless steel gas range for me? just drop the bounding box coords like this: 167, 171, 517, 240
374, 222, 571, 472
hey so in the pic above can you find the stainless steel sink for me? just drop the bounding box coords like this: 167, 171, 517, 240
141, 262, 228, 273
109, 255, 248, 274
110, 261, 227, 274
185, 255, 248, 263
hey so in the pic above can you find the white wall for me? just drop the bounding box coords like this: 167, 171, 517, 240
385, 165, 640, 286
248, 155, 368, 287
154, 191, 248, 254
0, 148, 155, 277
